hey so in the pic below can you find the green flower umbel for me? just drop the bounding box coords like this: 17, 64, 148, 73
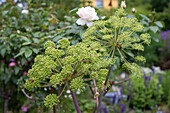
83, 9, 151, 76
25, 39, 116, 108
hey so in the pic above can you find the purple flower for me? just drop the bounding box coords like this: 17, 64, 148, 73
10, 59, 15, 62
9, 62, 15, 67
100, 105, 108, 113
118, 104, 127, 113
88, 61, 91, 63
18, 61, 21, 66
82, 59, 86, 63
168, 41, 170, 44
158, 76, 162, 84
62, 25, 66, 28
21, 106, 28, 112
51, 46, 54, 48
41, 29, 44, 32
144, 76, 151, 81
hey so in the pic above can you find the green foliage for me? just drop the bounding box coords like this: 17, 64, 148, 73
124, 75, 163, 109
150, 0, 169, 12
83, 8, 151, 76
155, 13, 170, 30
161, 70, 170, 108
131, 11, 164, 67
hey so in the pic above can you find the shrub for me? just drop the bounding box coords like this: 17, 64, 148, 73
124, 74, 163, 109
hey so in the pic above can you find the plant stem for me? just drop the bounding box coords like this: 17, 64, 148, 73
57, 85, 61, 113
93, 79, 99, 109
50, 87, 56, 113
69, 87, 81, 113
96, 65, 112, 113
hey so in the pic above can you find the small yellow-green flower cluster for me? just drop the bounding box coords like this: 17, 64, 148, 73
83, 8, 151, 76
44, 94, 59, 109
25, 39, 116, 108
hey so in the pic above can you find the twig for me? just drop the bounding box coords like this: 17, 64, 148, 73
58, 84, 67, 98
22, 89, 33, 99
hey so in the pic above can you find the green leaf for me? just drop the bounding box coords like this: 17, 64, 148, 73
24, 49, 32, 58
1, 48, 6, 57
139, 14, 151, 22
14, 51, 24, 58
22, 42, 31, 46
21, 58, 26, 66
0, 37, 7, 40
14, 67, 20, 75
33, 48, 39, 54
22, 36, 31, 42
33, 38, 40, 44
53, 36, 62, 42
149, 26, 159, 33
154, 21, 163, 28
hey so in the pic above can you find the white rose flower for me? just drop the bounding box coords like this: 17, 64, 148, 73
121, 1, 126, 8
21, 9, 29, 14
76, 6, 99, 27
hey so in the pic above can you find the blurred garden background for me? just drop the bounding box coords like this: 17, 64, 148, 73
0, 0, 170, 113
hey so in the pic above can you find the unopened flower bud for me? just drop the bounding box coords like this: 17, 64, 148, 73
64, 15, 67, 18
17, 30, 20, 34
94, 92, 99, 99
132, 8, 136, 13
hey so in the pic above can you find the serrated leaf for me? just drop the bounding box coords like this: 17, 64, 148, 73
14, 51, 24, 58
139, 14, 151, 22
24, 49, 32, 58
33, 48, 39, 54
33, 38, 40, 44
150, 26, 159, 33
154, 21, 163, 28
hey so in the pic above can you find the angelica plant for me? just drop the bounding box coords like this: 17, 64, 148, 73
83, 8, 151, 76
24, 39, 116, 112
82, 8, 151, 112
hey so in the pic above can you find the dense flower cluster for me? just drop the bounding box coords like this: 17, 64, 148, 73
25, 39, 116, 108
83, 9, 151, 76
